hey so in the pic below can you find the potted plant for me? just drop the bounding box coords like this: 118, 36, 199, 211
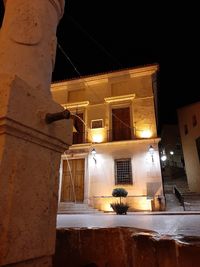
110, 188, 129, 215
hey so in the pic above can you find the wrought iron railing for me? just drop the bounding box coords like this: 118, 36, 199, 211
72, 128, 136, 145
174, 185, 185, 210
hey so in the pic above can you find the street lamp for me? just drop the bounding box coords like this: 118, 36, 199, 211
161, 150, 167, 162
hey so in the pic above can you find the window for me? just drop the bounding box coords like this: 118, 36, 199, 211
196, 137, 200, 162
184, 124, 188, 135
115, 159, 132, 184
192, 115, 197, 127
91, 119, 103, 129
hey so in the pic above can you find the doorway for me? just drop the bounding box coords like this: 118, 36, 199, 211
61, 158, 85, 202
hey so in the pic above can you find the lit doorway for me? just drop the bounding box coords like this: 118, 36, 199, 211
60, 158, 85, 203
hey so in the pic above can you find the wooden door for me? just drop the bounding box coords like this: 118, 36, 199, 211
61, 159, 85, 202
112, 107, 131, 141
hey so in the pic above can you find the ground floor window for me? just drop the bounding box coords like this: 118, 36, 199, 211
115, 158, 132, 185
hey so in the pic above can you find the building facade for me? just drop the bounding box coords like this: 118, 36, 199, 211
51, 65, 164, 212
178, 102, 200, 192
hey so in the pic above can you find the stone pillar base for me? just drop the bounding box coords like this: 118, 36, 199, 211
0, 74, 72, 266
2, 256, 52, 267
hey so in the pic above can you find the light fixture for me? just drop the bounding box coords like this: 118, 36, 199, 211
148, 145, 154, 162
149, 145, 154, 154
170, 151, 174, 155
91, 148, 96, 156
91, 148, 97, 164
161, 150, 167, 162
161, 155, 167, 161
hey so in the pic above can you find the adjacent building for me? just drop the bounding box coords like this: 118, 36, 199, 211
51, 65, 164, 212
178, 102, 200, 192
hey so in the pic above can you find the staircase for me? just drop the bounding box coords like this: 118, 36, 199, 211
163, 167, 200, 211
163, 167, 190, 211
163, 167, 189, 194
176, 191, 200, 211
58, 202, 101, 214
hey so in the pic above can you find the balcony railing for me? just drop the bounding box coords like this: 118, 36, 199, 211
72, 128, 136, 145
107, 127, 135, 142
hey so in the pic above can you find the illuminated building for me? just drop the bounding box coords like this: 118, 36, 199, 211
51, 64, 164, 212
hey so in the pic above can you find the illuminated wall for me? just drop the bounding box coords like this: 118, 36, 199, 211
88, 140, 162, 211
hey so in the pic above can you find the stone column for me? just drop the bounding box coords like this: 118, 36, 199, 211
0, 0, 64, 93
0, 1, 72, 266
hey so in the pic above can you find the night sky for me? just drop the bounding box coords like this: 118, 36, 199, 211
0, 1, 199, 130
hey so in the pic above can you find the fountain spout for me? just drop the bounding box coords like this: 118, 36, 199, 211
46, 109, 71, 124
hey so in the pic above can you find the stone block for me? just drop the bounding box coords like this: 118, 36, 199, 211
0, 75, 72, 266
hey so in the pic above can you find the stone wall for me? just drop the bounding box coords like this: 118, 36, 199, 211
53, 228, 200, 267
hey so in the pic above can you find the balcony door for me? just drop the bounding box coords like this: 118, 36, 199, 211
73, 113, 84, 144
61, 158, 85, 202
112, 107, 132, 141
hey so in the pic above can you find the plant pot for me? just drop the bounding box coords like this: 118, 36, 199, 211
110, 203, 129, 215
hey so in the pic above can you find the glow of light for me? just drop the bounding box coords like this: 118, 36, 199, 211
136, 198, 152, 211
94, 197, 152, 212
161, 155, 167, 161
102, 203, 113, 212
141, 130, 152, 138
170, 151, 174, 155
92, 133, 103, 143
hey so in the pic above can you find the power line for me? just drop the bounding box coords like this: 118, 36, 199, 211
67, 15, 123, 68
56, 43, 147, 133
57, 42, 81, 77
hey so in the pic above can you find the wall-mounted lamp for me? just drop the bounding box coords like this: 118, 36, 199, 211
91, 148, 97, 164
148, 145, 155, 162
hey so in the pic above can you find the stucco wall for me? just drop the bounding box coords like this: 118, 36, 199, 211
87, 140, 162, 211
178, 102, 200, 192
52, 69, 155, 104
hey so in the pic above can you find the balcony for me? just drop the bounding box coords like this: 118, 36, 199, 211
72, 127, 136, 145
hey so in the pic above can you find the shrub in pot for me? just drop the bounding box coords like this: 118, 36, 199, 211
110, 188, 129, 215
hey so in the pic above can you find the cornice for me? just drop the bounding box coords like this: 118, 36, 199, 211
0, 117, 68, 153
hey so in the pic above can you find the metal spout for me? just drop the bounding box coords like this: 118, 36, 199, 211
45, 109, 71, 124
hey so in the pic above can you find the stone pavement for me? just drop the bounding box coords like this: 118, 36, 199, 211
57, 213, 200, 236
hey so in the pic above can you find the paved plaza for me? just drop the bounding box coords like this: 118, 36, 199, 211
57, 213, 200, 236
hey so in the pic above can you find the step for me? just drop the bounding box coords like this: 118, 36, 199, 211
58, 211, 101, 214
58, 202, 101, 214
